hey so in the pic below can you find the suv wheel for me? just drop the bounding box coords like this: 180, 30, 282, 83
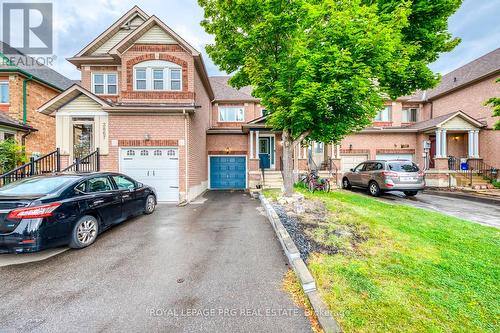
404, 191, 418, 197
342, 177, 352, 190
368, 181, 381, 197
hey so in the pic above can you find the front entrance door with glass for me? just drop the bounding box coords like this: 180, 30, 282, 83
258, 136, 275, 169
72, 118, 94, 159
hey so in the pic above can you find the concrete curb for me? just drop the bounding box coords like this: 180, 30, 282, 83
259, 194, 342, 333
424, 189, 500, 205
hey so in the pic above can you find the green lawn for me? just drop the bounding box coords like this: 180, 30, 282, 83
268, 189, 500, 332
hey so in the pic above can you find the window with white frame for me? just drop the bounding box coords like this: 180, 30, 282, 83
402, 108, 418, 122
374, 106, 392, 122
0, 81, 9, 103
219, 106, 245, 122
92, 73, 117, 95
133, 60, 182, 91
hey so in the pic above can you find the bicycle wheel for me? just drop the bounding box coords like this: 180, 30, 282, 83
308, 180, 315, 192
322, 179, 331, 192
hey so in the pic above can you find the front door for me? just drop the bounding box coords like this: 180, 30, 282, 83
72, 118, 94, 159
258, 136, 275, 169
429, 135, 436, 168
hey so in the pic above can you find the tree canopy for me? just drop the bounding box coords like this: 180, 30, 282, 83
199, 0, 462, 194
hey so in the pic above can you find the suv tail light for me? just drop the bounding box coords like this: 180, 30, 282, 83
418, 171, 425, 177
7, 202, 61, 219
381, 171, 398, 177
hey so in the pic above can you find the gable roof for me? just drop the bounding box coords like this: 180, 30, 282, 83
406, 111, 485, 131
74, 6, 149, 57
37, 84, 111, 115
427, 48, 500, 100
109, 15, 199, 56
0, 42, 74, 91
209, 76, 259, 102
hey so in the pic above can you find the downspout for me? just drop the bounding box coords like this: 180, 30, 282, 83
21, 130, 32, 146
23, 75, 33, 124
184, 109, 189, 203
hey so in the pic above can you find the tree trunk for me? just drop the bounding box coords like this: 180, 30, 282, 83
282, 129, 294, 197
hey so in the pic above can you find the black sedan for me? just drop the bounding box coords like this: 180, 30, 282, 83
0, 172, 156, 254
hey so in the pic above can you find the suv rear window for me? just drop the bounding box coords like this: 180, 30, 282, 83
388, 161, 419, 172
0, 176, 77, 195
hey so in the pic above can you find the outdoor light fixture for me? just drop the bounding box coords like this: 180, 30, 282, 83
144, 133, 151, 141
225, 147, 230, 154
453, 135, 460, 141
349, 144, 353, 150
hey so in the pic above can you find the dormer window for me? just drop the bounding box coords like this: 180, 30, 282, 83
92, 73, 117, 95
133, 60, 182, 91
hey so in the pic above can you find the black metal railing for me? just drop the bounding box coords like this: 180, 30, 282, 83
0, 149, 61, 187
447, 156, 498, 187
63, 149, 100, 173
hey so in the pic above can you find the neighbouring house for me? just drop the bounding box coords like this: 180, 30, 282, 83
0, 42, 74, 156
37, 6, 499, 203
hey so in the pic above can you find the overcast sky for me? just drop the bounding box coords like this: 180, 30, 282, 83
16, 0, 500, 79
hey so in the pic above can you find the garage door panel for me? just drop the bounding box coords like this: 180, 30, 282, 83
120, 148, 179, 202
210, 156, 246, 189
341, 154, 368, 172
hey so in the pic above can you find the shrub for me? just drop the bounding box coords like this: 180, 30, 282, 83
0, 139, 27, 174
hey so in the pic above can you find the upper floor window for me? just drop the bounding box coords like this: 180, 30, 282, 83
402, 108, 418, 122
0, 81, 9, 103
133, 60, 182, 91
219, 106, 244, 122
374, 106, 392, 122
92, 73, 117, 95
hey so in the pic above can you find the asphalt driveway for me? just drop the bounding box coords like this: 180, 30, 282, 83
349, 188, 500, 228
0, 191, 311, 332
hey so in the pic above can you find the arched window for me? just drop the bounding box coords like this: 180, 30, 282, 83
126, 150, 135, 156
153, 150, 162, 156
140, 150, 149, 156
133, 60, 182, 91
167, 149, 176, 157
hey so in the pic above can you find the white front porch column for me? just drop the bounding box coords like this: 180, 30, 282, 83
473, 130, 480, 158
468, 130, 474, 158
441, 129, 447, 157
249, 131, 254, 159
298, 143, 302, 159
336, 145, 340, 159
435, 129, 442, 157
255, 130, 260, 159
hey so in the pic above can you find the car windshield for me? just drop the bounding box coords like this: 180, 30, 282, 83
0, 176, 77, 196
388, 161, 419, 172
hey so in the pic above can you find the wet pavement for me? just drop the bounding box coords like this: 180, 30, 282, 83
350, 188, 500, 228
0, 191, 311, 332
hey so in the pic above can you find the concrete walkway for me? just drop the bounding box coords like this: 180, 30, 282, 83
0, 191, 311, 332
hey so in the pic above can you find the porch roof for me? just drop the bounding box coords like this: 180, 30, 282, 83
407, 111, 485, 132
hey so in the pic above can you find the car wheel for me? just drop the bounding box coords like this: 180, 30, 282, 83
404, 191, 418, 197
144, 194, 156, 214
368, 181, 381, 197
342, 177, 352, 190
69, 215, 99, 249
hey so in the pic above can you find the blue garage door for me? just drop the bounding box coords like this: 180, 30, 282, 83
210, 156, 246, 189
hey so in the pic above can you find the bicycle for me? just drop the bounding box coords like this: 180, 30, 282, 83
302, 170, 331, 192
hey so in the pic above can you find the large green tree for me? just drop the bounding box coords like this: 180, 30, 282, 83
199, 0, 462, 196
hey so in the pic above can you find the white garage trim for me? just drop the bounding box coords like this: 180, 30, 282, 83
208, 155, 248, 190
119, 146, 179, 202
376, 153, 414, 161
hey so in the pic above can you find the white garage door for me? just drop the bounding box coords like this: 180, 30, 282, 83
120, 148, 179, 202
376, 153, 414, 161
341, 154, 368, 172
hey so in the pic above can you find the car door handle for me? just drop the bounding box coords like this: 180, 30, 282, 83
122, 194, 131, 198
93, 200, 104, 205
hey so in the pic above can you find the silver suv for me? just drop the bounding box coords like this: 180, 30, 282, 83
342, 160, 425, 197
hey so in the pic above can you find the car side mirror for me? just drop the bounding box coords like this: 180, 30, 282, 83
136, 182, 143, 189
350, 168, 354, 172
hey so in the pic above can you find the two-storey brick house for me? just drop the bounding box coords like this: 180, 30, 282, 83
38, 6, 213, 202
0, 42, 73, 156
